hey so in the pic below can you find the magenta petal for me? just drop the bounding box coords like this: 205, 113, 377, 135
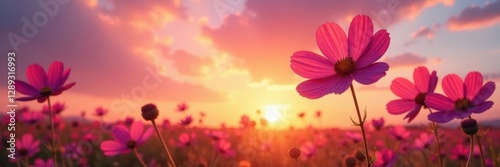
130, 121, 144, 141
428, 71, 438, 93
403, 106, 421, 123
290, 51, 335, 79
22, 134, 34, 147
15, 80, 39, 96
428, 111, 457, 123
464, 72, 483, 100
348, 15, 374, 61
53, 82, 76, 95
16, 96, 39, 101
112, 125, 131, 144
355, 29, 390, 68
26, 64, 48, 90
472, 82, 495, 105
138, 127, 154, 146
100, 140, 127, 156
316, 22, 348, 62
472, 101, 493, 114
296, 75, 352, 99
48, 61, 64, 90
390, 78, 418, 99
425, 93, 455, 111
351, 62, 388, 85
413, 66, 431, 93
442, 74, 464, 101
386, 99, 418, 115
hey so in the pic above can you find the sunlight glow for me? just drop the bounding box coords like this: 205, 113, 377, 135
262, 104, 287, 124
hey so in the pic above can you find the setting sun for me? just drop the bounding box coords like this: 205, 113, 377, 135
262, 104, 287, 124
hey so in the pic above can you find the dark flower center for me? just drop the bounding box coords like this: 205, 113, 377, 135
126, 140, 137, 149
455, 98, 471, 111
334, 57, 356, 76
40, 87, 52, 97
414, 93, 427, 108
19, 148, 28, 156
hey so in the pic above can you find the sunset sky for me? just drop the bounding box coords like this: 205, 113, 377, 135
1, 0, 499, 128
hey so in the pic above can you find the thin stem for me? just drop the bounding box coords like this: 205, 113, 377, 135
466, 135, 474, 167
349, 84, 371, 167
133, 148, 148, 167
47, 97, 58, 167
151, 119, 177, 167
475, 134, 487, 167
295, 159, 301, 167
428, 108, 443, 167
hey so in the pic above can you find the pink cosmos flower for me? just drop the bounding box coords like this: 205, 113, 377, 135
387, 66, 438, 122
450, 144, 468, 161
94, 107, 108, 117
414, 133, 434, 149
176, 102, 188, 112
16, 133, 40, 159
124, 117, 135, 126
300, 141, 317, 160
345, 131, 362, 143
388, 125, 410, 141
179, 115, 193, 126
20, 111, 43, 125
162, 119, 171, 128
290, 15, 390, 99
372, 149, 397, 167
100, 121, 153, 156
205, 130, 226, 142
313, 133, 328, 147
177, 132, 196, 147
215, 139, 235, 157
426, 71, 495, 123
32, 158, 53, 167
42, 102, 65, 115
371, 117, 385, 130
15, 61, 75, 103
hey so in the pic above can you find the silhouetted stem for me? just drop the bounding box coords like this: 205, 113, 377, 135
47, 97, 58, 167
428, 108, 443, 167
349, 84, 371, 167
475, 134, 486, 167
151, 119, 177, 167
295, 159, 301, 167
466, 135, 474, 167
133, 148, 148, 167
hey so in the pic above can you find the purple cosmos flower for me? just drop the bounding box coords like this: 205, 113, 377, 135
15, 61, 75, 103
20, 111, 43, 125
179, 115, 193, 126
290, 15, 390, 99
414, 133, 434, 149
387, 66, 438, 122
345, 131, 362, 144
94, 107, 108, 117
300, 141, 317, 160
16, 133, 40, 159
176, 132, 196, 147
426, 71, 495, 123
371, 117, 385, 130
100, 121, 153, 156
42, 102, 65, 115
176, 102, 188, 112
215, 139, 235, 158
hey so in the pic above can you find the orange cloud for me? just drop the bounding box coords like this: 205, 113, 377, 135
385, 53, 427, 68
447, 1, 500, 31
411, 24, 440, 39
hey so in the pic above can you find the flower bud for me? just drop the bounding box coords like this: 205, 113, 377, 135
141, 103, 159, 121
460, 118, 478, 136
344, 156, 357, 167
288, 147, 301, 159
355, 150, 366, 161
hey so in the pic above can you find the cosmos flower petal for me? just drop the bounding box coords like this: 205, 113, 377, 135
27, 64, 49, 90
403, 105, 421, 123
390, 78, 418, 99
472, 82, 495, 105
112, 125, 131, 145
296, 75, 352, 99
348, 15, 374, 61
138, 127, 154, 145
130, 121, 144, 141
425, 93, 455, 111
15, 80, 39, 96
100, 141, 127, 156
386, 99, 418, 115
428, 111, 457, 123
22, 134, 34, 147
47, 61, 64, 90
472, 101, 494, 114
351, 62, 388, 85
428, 71, 438, 93
355, 29, 390, 68
290, 51, 335, 79
442, 74, 464, 101
316, 22, 348, 62
413, 66, 431, 93
464, 72, 483, 100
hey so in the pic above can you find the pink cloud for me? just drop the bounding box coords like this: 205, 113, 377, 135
202, 0, 453, 83
447, 0, 500, 31
384, 53, 427, 68
165, 50, 212, 77
411, 24, 440, 39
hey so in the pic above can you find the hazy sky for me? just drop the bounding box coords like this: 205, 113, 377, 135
1, 0, 499, 128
